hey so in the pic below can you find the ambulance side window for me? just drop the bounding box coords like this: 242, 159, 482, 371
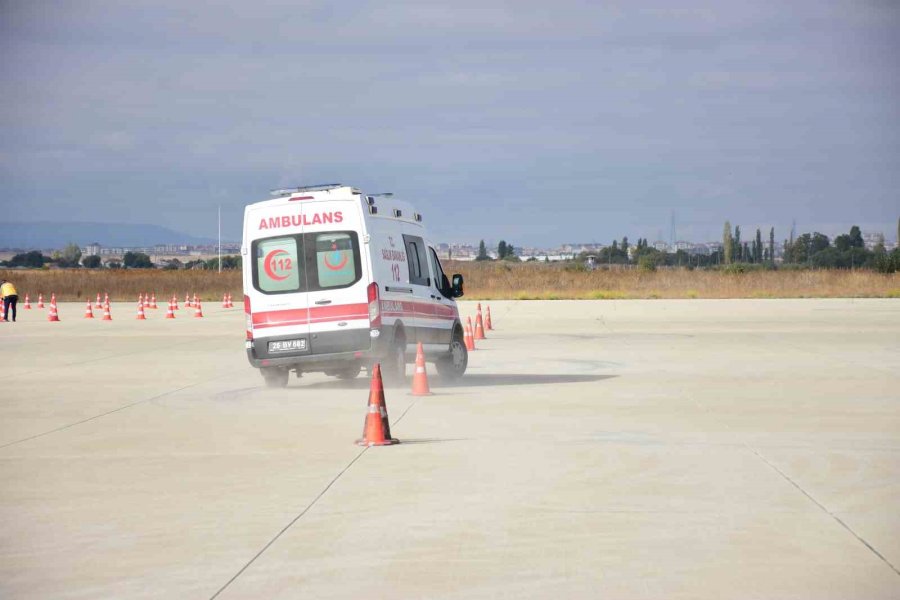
403, 235, 429, 286
253, 236, 303, 294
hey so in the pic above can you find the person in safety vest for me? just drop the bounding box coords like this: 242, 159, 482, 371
1, 279, 18, 322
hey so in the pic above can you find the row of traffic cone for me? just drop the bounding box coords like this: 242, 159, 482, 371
21, 292, 235, 311
357, 304, 496, 445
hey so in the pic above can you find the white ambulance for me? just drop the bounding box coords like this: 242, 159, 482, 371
241, 184, 467, 388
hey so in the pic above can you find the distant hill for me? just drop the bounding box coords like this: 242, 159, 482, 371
0, 221, 219, 250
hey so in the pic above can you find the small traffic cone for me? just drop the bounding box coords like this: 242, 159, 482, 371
47, 294, 60, 322
95, 293, 103, 309
486, 305, 494, 330
104, 292, 110, 307
222, 293, 228, 308
23, 294, 32, 309
194, 300, 204, 318
410, 342, 432, 396
172, 295, 179, 310
101, 302, 112, 321
164, 299, 176, 319
84, 300, 94, 319
464, 319, 475, 351
185, 293, 191, 308
37, 293, 45, 309
474, 310, 486, 340
193, 294, 199, 309
136, 300, 147, 320
228, 293, 235, 308
149, 293, 158, 309
356, 364, 399, 446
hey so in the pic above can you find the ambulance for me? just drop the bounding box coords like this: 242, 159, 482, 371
241, 184, 467, 388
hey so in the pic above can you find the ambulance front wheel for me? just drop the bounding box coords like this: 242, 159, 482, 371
381, 339, 407, 387
261, 367, 290, 388
436, 331, 468, 382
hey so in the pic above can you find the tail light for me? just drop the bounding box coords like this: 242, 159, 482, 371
367, 282, 381, 329
244, 294, 253, 341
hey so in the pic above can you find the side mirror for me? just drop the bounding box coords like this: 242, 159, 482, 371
451, 273, 464, 298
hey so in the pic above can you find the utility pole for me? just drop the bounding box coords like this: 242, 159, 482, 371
218, 205, 222, 273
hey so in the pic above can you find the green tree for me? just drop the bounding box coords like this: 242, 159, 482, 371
848, 225, 863, 248
476, 240, 489, 261
123, 251, 153, 269
723, 221, 733, 264
755, 229, 763, 263
769, 228, 775, 264
82, 255, 102, 269
734, 226, 742, 262
9, 251, 47, 268
497, 240, 508, 259
58, 242, 82, 267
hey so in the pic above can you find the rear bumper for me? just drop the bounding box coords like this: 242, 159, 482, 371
246, 328, 390, 371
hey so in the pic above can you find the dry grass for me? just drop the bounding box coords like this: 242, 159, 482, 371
3, 264, 899, 301
0, 269, 241, 302
444, 261, 900, 300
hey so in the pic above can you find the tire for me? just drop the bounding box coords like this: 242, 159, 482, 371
380, 338, 407, 387
334, 364, 362, 380
261, 367, 290, 388
436, 329, 467, 382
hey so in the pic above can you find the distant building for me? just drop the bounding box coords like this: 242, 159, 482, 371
85, 242, 101, 256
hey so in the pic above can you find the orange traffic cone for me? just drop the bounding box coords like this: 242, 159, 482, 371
101, 302, 112, 321
104, 292, 110, 307
356, 364, 400, 446
222, 293, 228, 308
95, 293, 103, 309
165, 299, 176, 319
84, 300, 94, 319
464, 319, 475, 351
136, 300, 147, 320
185, 293, 191, 308
37, 293, 45, 309
486, 305, 493, 330
172, 295, 179, 310
228, 293, 234, 308
193, 294, 199, 309
149, 293, 158, 309
194, 300, 204, 318
474, 312, 486, 341
410, 342, 432, 396
47, 294, 60, 322
23, 294, 32, 309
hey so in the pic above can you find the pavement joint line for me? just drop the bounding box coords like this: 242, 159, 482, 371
209, 447, 369, 600
687, 387, 900, 578
747, 445, 900, 578
0, 380, 206, 450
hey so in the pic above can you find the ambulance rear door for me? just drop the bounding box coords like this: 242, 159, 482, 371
247, 204, 311, 357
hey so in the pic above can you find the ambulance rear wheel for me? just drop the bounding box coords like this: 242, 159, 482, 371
334, 364, 362, 380
262, 367, 289, 388
381, 340, 406, 387
436, 332, 467, 382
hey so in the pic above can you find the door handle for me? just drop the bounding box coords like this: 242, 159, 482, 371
315, 300, 332, 305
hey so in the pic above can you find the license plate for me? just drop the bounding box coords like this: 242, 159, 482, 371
268, 338, 307, 353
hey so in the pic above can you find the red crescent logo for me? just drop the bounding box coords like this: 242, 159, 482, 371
264, 249, 289, 281
323, 252, 349, 271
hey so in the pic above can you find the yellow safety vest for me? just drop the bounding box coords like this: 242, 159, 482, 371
1, 282, 17, 297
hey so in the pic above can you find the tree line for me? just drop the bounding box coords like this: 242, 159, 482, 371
1, 244, 242, 271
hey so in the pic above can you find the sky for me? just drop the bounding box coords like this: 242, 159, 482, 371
1, 1, 898, 247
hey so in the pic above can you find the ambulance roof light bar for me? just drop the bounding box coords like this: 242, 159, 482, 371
270, 183, 344, 197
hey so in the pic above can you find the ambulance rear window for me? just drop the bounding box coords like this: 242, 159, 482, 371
314, 233, 357, 289
251, 231, 362, 295
255, 237, 301, 293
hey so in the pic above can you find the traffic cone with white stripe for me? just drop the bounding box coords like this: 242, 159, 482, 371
136, 299, 147, 320
84, 300, 94, 319
464, 318, 475, 351
149, 293, 158, 309
23, 294, 32, 309
227, 293, 234, 308
222, 293, 228, 308
194, 300, 204, 318
95, 293, 102, 309
486, 305, 494, 330
104, 292, 110, 307
185, 293, 191, 308
410, 342, 432, 396
356, 364, 399, 446
165, 299, 176, 319
101, 302, 112, 321
474, 305, 486, 340
47, 294, 60, 322
193, 294, 199, 309
38, 293, 45, 309
172, 295, 179, 310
